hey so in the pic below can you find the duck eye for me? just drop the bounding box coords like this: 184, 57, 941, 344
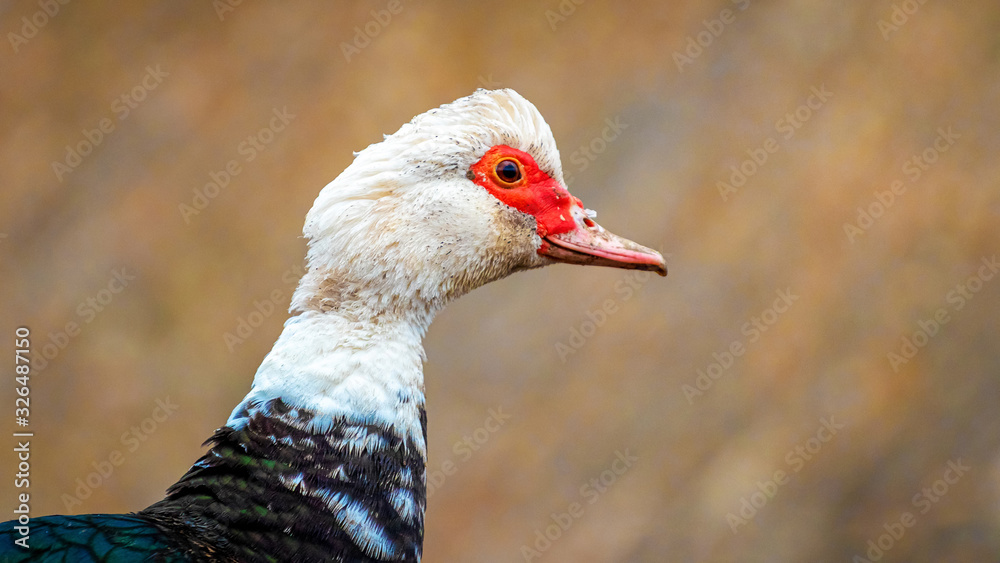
494, 159, 522, 185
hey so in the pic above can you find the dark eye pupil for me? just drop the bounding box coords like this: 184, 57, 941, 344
496, 160, 521, 183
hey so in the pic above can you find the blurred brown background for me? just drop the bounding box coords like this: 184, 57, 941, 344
2, 1, 999, 561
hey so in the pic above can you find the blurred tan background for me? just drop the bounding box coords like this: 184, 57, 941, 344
2, 1, 999, 561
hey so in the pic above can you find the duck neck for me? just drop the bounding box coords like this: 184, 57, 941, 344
228, 306, 435, 458
146, 307, 437, 561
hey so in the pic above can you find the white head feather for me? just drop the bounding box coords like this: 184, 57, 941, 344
290, 88, 565, 323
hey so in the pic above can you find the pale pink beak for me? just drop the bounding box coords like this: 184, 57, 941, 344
539, 205, 667, 276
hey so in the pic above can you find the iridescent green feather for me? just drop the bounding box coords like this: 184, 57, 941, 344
0, 514, 191, 562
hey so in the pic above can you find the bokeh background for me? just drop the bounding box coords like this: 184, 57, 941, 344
2, 2, 999, 561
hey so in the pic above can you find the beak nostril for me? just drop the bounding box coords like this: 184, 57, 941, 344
583, 217, 596, 228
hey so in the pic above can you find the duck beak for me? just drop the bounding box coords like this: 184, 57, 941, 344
539, 205, 667, 276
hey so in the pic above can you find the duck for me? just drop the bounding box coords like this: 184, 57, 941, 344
1, 88, 666, 562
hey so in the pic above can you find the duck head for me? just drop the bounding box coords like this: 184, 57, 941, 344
290, 89, 666, 320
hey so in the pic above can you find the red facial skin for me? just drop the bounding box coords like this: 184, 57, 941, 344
468, 145, 579, 239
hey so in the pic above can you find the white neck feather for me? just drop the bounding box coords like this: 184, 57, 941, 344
227, 308, 433, 456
